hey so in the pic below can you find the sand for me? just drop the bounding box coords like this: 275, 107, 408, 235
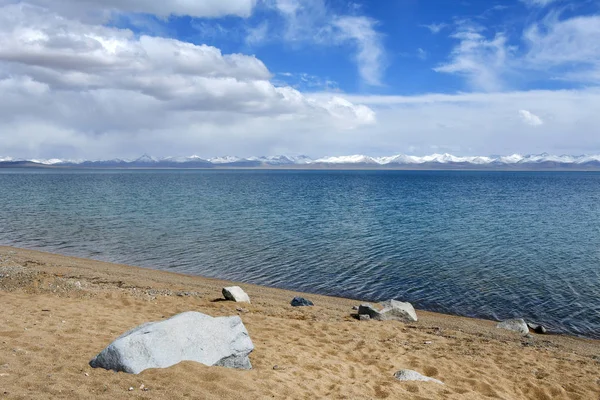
0, 246, 599, 399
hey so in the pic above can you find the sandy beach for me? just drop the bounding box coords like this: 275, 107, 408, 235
0, 245, 598, 399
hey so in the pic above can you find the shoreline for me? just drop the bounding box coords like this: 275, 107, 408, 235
2, 243, 593, 341
1, 245, 599, 399
1, 243, 595, 341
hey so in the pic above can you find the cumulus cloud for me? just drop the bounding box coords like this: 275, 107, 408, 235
0, 3, 374, 159
519, 109, 543, 126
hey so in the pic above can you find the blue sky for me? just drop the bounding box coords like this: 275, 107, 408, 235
1, 0, 600, 159
111, 0, 600, 94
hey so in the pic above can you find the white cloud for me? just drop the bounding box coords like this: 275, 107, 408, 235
245, 21, 269, 45
252, 0, 386, 86
520, 0, 559, 7
0, 0, 258, 19
434, 29, 511, 92
313, 89, 600, 156
421, 23, 448, 34
519, 109, 543, 126
0, 3, 374, 159
437, 11, 600, 91
523, 14, 600, 83
332, 16, 385, 86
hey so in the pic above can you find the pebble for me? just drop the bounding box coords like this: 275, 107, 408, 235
84, 373, 89, 377
424, 341, 432, 345
128, 387, 134, 391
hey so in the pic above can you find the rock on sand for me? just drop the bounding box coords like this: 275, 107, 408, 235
394, 369, 444, 385
291, 297, 314, 307
358, 300, 418, 323
222, 286, 251, 303
497, 318, 529, 335
89, 311, 254, 374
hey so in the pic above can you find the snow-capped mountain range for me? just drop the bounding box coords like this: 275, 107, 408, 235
2, 153, 600, 169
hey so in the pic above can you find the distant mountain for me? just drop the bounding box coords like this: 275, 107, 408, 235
2, 153, 600, 169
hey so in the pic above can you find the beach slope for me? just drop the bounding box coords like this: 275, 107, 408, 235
0, 246, 598, 399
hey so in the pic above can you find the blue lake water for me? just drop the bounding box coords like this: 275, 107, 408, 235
1, 169, 599, 338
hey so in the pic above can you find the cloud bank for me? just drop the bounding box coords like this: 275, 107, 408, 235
1, 0, 600, 160
0, 2, 374, 159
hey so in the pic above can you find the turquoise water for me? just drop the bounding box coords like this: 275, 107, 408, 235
1, 169, 599, 338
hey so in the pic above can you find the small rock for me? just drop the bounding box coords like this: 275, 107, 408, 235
222, 286, 251, 303
352, 305, 359, 311
128, 387, 134, 391
527, 322, 547, 334
394, 369, 444, 385
290, 297, 314, 307
84, 373, 89, 377
359, 314, 371, 321
139, 384, 145, 390
0, 373, 9, 377
273, 365, 286, 371
497, 318, 529, 336
424, 341, 432, 345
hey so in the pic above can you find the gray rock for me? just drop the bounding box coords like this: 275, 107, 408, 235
358, 303, 381, 319
394, 370, 444, 385
352, 305, 359, 311
527, 322, 547, 334
290, 297, 314, 307
222, 286, 250, 303
497, 318, 529, 335
89, 311, 254, 374
357, 301, 418, 322
378, 300, 418, 322
359, 314, 371, 321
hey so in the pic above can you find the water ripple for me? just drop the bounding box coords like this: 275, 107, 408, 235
1, 169, 599, 338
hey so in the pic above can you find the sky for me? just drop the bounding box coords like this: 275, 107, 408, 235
1, 0, 600, 159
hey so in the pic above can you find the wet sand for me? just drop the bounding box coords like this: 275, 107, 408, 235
0, 246, 598, 399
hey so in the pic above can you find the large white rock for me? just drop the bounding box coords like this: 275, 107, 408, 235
378, 300, 418, 322
394, 369, 444, 385
497, 318, 529, 335
222, 286, 251, 303
357, 300, 418, 322
89, 312, 254, 374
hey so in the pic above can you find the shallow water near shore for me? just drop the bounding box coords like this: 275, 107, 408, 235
1, 169, 599, 338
